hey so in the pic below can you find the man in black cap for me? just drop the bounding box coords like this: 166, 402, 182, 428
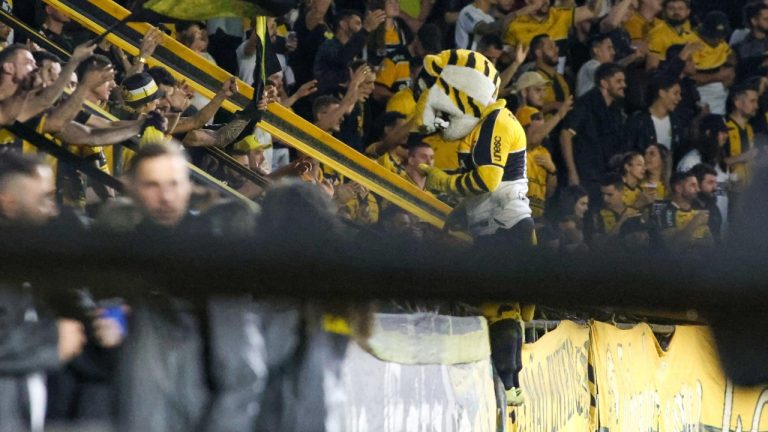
118, 72, 165, 116
691, 11, 736, 115
113, 72, 171, 174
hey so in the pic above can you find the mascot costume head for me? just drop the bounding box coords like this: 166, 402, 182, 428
416, 49, 507, 141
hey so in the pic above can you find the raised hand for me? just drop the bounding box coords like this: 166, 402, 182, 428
294, 80, 318, 99
71, 41, 98, 62
139, 27, 164, 59
364, 9, 387, 32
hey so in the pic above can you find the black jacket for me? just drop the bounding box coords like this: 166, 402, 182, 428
625, 110, 687, 155
562, 88, 627, 182
0, 283, 60, 432
313, 31, 370, 95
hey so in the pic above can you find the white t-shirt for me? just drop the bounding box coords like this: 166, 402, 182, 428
455, 4, 495, 50
236, 40, 257, 86
651, 115, 672, 149
677, 149, 730, 232
729, 28, 750, 46
576, 59, 600, 97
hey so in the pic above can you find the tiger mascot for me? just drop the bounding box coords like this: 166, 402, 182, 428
415, 49, 533, 407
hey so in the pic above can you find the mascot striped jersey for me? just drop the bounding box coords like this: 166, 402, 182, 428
417, 49, 532, 237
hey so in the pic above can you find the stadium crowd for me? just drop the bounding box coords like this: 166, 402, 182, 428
0, 0, 763, 429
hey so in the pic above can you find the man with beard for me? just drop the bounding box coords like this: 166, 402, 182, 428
690, 163, 722, 243
503, 0, 602, 55
734, 2, 768, 81
726, 84, 760, 190
725, 84, 761, 223
514, 71, 550, 112
40, 5, 73, 53
560, 63, 627, 204
647, 0, 698, 70
530, 33, 571, 116
651, 170, 713, 252
625, 74, 685, 153
0, 42, 96, 125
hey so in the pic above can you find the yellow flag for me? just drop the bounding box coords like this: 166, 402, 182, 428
143, 0, 266, 20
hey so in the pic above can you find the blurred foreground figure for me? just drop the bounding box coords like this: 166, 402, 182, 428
0, 151, 85, 432
115, 143, 211, 432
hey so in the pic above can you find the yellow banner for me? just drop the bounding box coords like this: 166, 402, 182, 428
143, 0, 261, 20
514, 321, 591, 431
590, 323, 768, 432
590, 321, 664, 431
660, 326, 768, 431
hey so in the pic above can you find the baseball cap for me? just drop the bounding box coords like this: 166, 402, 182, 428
514, 71, 550, 92
233, 134, 272, 154
699, 11, 731, 40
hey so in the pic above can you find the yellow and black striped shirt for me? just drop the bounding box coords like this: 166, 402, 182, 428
726, 117, 755, 185
526, 146, 551, 219
453, 108, 527, 195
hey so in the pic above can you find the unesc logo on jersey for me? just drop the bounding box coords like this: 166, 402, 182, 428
493, 136, 502, 163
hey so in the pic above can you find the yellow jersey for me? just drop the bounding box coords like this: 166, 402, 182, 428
622, 182, 643, 209
536, 67, 571, 107
692, 36, 732, 71
342, 192, 380, 225
726, 117, 755, 185
503, 7, 574, 47
623, 12, 662, 41
653, 201, 712, 247
376, 57, 412, 93
0, 128, 18, 146
422, 133, 460, 173
648, 21, 697, 59
593, 207, 627, 236
376, 151, 406, 177
453, 107, 527, 195
526, 145, 551, 219
386, 87, 417, 117
375, 25, 412, 93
